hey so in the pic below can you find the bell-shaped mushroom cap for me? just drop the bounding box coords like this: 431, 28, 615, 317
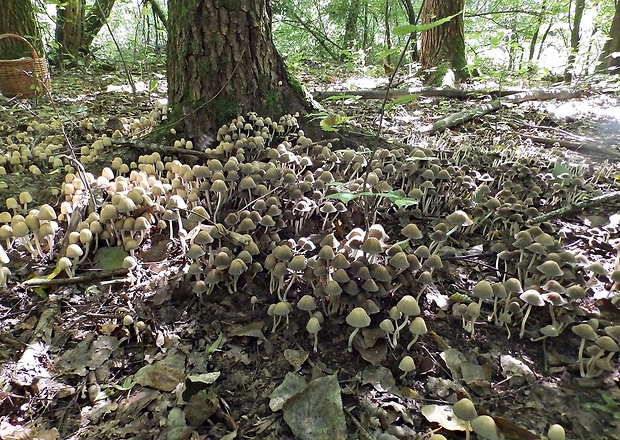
471, 415, 499, 440
409, 317, 427, 335
361, 237, 384, 254
537, 261, 564, 277
604, 325, 620, 342
595, 335, 620, 352
520, 289, 545, 306
572, 323, 598, 341
547, 424, 565, 440
306, 317, 321, 334
346, 307, 371, 328
472, 280, 494, 300
401, 223, 423, 239
453, 398, 477, 421
398, 355, 416, 373
396, 295, 420, 316
446, 210, 473, 226
297, 294, 316, 313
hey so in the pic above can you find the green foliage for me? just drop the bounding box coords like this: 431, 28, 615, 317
584, 394, 620, 420
325, 182, 419, 209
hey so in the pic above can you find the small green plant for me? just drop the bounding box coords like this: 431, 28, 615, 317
584, 394, 620, 420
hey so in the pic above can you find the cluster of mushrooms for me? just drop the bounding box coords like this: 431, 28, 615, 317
0, 108, 619, 386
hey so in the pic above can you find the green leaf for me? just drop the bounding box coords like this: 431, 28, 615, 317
94, 246, 129, 270
393, 197, 420, 208
393, 12, 462, 35
320, 114, 356, 132
326, 191, 363, 203
206, 333, 224, 355
391, 95, 419, 106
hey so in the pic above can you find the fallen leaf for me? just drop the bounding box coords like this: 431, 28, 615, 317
134, 363, 186, 391
269, 372, 306, 411
282, 374, 346, 440
283, 348, 309, 371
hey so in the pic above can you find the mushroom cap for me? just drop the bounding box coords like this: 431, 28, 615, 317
396, 295, 420, 316
346, 307, 371, 328
604, 325, 620, 342
537, 261, 564, 277
424, 254, 443, 269
398, 355, 416, 372
297, 295, 317, 312
547, 424, 565, 440
472, 280, 494, 300
453, 398, 477, 421
471, 415, 499, 440
445, 210, 473, 226
572, 323, 598, 341
228, 258, 248, 276
273, 302, 291, 317
414, 245, 431, 259
388, 252, 409, 270
66, 243, 84, 259
520, 289, 545, 306
409, 317, 427, 335
401, 223, 423, 239
380, 319, 395, 333
306, 317, 321, 334
360, 237, 384, 254
595, 336, 620, 352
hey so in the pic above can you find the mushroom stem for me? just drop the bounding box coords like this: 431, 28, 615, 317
347, 327, 360, 352
519, 304, 533, 339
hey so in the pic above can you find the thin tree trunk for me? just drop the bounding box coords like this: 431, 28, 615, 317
399, 0, 420, 61
343, 0, 361, 54
564, 0, 585, 82
384, 0, 392, 65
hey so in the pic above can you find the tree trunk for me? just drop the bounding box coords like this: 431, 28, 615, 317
0, 0, 43, 59
343, 0, 361, 53
80, 0, 117, 55
596, 0, 620, 74
167, 0, 314, 140
419, 0, 469, 86
564, 0, 585, 82
399, 0, 419, 62
55, 0, 85, 65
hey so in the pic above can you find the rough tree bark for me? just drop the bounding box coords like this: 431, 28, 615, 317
167, 0, 313, 140
596, 0, 620, 75
343, 0, 361, 53
0, 0, 43, 58
419, 0, 469, 86
55, 0, 85, 65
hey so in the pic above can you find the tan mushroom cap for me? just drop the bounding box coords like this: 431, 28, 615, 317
572, 323, 598, 341
537, 260, 564, 277
453, 397, 477, 421
346, 307, 371, 328
520, 289, 545, 306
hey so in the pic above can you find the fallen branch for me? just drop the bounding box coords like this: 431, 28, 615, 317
313, 87, 522, 100
419, 88, 585, 134
519, 133, 620, 161
20, 268, 129, 288
526, 191, 620, 225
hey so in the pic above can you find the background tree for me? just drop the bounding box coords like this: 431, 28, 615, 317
564, 0, 585, 81
419, 0, 469, 85
80, 0, 117, 55
596, 0, 620, 74
167, 0, 313, 139
55, 0, 85, 64
0, 0, 43, 59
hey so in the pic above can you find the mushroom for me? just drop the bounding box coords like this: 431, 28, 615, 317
519, 289, 545, 338
398, 355, 415, 379
379, 319, 396, 348
271, 301, 291, 333
306, 317, 321, 352
345, 307, 371, 352
471, 415, 499, 440
407, 317, 427, 350
297, 294, 317, 317
453, 398, 477, 440
547, 424, 565, 440
392, 295, 420, 347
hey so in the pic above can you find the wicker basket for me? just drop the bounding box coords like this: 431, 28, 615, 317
0, 33, 51, 98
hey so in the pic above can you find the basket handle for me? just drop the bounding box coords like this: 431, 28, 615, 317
0, 33, 41, 60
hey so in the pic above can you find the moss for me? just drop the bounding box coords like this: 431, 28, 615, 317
209, 95, 238, 127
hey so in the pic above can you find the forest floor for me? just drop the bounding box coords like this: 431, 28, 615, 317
0, 63, 620, 440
